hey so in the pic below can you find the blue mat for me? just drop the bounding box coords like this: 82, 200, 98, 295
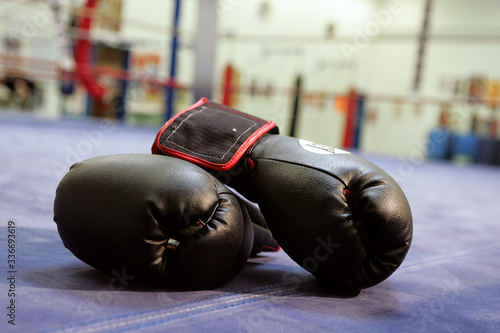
1, 113, 499, 332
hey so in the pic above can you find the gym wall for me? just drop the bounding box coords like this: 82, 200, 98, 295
0, 0, 499, 158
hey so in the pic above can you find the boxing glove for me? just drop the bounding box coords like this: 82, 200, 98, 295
53, 154, 278, 289
152, 98, 413, 291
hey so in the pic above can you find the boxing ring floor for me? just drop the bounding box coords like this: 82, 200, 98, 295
1, 112, 499, 332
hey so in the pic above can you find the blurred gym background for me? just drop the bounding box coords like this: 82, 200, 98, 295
1, 0, 499, 164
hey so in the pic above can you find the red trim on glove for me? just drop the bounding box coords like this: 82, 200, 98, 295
261, 244, 281, 252
153, 98, 277, 172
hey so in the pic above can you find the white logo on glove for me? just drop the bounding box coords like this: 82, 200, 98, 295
298, 139, 351, 155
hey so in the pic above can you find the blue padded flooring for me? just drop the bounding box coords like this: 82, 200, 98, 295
1, 112, 499, 332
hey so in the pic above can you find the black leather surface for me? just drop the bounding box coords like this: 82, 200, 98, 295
53, 154, 255, 289
247, 135, 413, 289
151, 101, 412, 291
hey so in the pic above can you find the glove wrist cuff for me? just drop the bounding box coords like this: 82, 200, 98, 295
152, 98, 279, 171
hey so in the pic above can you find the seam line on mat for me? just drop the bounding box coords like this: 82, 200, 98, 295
44, 279, 316, 333
100, 283, 315, 333
399, 243, 500, 271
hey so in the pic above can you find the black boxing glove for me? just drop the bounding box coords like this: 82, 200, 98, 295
53, 154, 278, 289
152, 98, 413, 291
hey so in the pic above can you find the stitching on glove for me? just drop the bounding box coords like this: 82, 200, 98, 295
257, 157, 349, 188
164, 106, 258, 161
205, 99, 267, 123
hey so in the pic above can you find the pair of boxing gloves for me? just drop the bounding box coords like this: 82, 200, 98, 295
54, 98, 413, 291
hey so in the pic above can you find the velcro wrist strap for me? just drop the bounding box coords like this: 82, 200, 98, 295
153, 98, 278, 171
